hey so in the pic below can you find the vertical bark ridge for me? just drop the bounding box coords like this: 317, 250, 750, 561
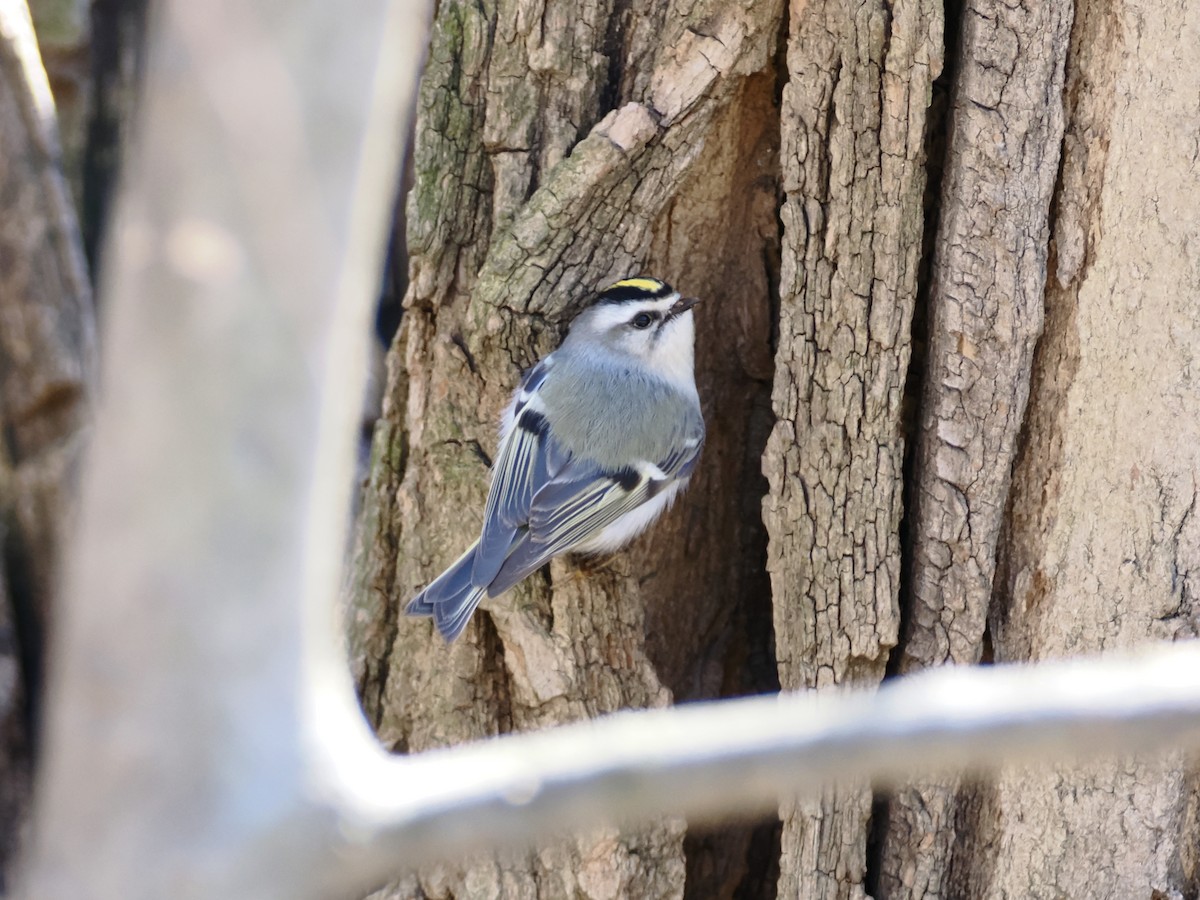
764, 0, 941, 894
872, 0, 1074, 890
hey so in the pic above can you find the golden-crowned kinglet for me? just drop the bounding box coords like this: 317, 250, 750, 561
406, 277, 705, 641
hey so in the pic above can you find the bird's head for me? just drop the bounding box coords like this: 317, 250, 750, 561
564, 277, 700, 388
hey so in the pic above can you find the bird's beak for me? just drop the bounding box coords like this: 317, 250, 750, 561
669, 296, 700, 317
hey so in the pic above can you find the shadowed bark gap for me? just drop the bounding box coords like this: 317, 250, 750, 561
685, 817, 781, 900
865, 0, 964, 888
81, 0, 149, 272
658, 65, 781, 900
884, 0, 964, 689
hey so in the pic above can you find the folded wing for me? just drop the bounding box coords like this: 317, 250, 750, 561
449, 355, 704, 625
487, 433, 703, 596
472, 359, 570, 585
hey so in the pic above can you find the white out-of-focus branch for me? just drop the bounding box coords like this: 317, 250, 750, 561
313, 641, 1200, 893
19, 0, 433, 897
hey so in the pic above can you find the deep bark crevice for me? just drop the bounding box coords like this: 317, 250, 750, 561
863, 792, 890, 899
883, 0, 964, 686
865, 0, 964, 890
943, 777, 1002, 898
686, 816, 782, 900
377, 135, 416, 351
676, 25, 788, 896
678, 58, 784, 900
479, 612, 515, 735
0, 517, 39, 747
599, 0, 632, 116
81, 0, 150, 275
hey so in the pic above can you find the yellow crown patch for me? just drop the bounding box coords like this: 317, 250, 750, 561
611, 277, 667, 293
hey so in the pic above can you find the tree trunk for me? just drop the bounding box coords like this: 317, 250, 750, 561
873, 0, 1200, 893
955, 0, 1200, 890
349, 0, 1200, 894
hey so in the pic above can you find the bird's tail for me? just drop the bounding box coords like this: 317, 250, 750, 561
405, 543, 487, 642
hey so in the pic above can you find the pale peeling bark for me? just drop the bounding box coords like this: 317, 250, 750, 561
877, 0, 1072, 892
0, 3, 94, 884
348, 1, 783, 896
965, 0, 1200, 891
763, 0, 940, 895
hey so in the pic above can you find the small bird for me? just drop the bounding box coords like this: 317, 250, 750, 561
406, 277, 705, 641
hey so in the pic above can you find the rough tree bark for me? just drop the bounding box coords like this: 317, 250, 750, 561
764, 0, 941, 894
875, 0, 1073, 893
0, 0, 1194, 887
347, 0, 1200, 894
958, 0, 1200, 891
871, 0, 1200, 894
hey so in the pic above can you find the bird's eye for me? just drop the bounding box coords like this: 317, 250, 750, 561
632, 312, 656, 329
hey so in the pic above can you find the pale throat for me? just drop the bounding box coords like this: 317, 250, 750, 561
653, 316, 698, 396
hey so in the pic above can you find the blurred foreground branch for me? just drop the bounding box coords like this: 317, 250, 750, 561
327, 641, 1200, 882
13, 0, 1200, 899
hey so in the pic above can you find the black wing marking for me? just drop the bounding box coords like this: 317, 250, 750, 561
486, 465, 655, 596
472, 359, 571, 586
487, 432, 703, 597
